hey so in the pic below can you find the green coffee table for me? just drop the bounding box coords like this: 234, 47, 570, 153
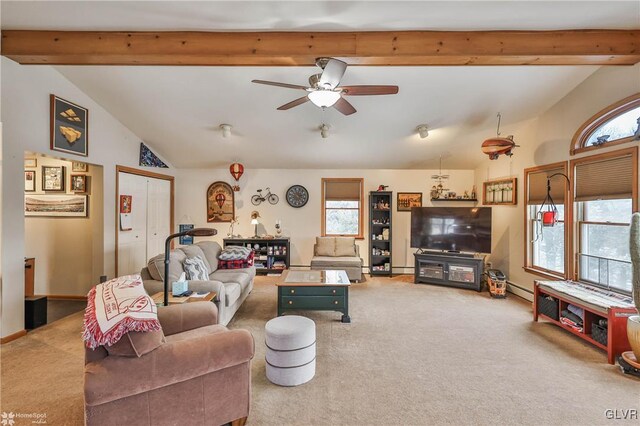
276, 270, 351, 323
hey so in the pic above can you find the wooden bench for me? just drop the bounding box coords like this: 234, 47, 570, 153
534, 280, 637, 364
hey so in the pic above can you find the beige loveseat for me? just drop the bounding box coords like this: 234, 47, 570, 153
84, 303, 254, 425
310, 237, 364, 282
140, 241, 254, 326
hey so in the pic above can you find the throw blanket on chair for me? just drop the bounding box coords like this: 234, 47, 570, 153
83, 274, 161, 349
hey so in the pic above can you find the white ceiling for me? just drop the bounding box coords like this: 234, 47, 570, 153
2, 1, 637, 169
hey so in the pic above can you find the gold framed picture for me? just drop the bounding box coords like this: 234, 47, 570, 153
397, 192, 423, 211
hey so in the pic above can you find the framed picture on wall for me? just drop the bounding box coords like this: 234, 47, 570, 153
72, 161, 88, 172
25, 194, 88, 217
206, 181, 234, 222
50, 94, 89, 157
24, 158, 37, 168
71, 174, 88, 193
42, 165, 65, 191
397, 192, 423, 211
24, 170, 36, 192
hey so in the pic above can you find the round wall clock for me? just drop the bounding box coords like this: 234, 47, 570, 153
286, 185, 309, 208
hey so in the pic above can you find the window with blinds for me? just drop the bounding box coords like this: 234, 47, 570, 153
524, 163, 568, 278
572, 147, 637, 294
322, 178, 364, 237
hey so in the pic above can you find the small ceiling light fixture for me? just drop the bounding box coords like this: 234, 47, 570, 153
416, 125, 429, 139
220, 124, 232, 138
308, 90, 341, 108
320, 124, 330, 139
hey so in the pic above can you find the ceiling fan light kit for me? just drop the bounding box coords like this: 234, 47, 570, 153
417, 125, 429, 139
220, 124, 232, 138
308, 90, 341, 108
320, 124, 330, 139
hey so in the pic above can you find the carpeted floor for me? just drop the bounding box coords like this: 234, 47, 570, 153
1, 275, 638, 425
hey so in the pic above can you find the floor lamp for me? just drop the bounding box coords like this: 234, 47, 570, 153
163, 228, 217, 306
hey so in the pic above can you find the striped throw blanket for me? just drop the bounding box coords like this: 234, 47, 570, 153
82, 274, 161, 349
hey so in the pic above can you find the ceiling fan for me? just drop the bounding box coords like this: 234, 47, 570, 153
251, 58, 399, 116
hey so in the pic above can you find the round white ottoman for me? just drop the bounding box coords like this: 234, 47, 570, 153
265, 315, 316, 386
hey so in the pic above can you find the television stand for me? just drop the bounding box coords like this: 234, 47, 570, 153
414, 251, 484, 292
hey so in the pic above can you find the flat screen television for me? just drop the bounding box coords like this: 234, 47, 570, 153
410, 207, 492, 254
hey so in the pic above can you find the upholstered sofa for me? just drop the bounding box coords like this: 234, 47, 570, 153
140, 241, 254, 326
310, 237, 364, 282
84, 303, 254, 426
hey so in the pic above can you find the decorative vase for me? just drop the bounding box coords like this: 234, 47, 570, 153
628, 316, 640, 359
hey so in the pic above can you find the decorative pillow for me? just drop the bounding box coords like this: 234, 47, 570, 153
184, 256, 209, 281
316, 237, 335, 256
335, 237, 357, 257
219, 251, 255, 270
82, 274, 161, 350
105, 330, 165, 357
219, 246, 252, 261
147, 250, 187, 282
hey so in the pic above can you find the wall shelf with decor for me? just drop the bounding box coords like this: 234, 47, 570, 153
223, 238, 290, 274
483, 178, 517, 205
369, 191, 392, 276
430, 198, 478, 202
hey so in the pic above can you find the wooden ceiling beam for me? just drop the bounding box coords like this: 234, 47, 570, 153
2, 29, 640, 66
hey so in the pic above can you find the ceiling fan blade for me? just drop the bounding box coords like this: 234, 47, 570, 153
339, 85, 399, 96
333, 97, 356, 116
252, 80, 309, 90
277, 96, 310, 110
318, 58, 347, 89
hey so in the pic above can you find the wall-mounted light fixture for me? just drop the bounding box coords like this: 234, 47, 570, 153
320, 124, 330, 139
220, 124, 232, 138
416, 125, 429, 139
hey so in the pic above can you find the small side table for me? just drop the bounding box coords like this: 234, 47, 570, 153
151, 292, 216, 305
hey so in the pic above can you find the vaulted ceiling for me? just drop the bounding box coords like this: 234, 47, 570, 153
2, 1, 638, 169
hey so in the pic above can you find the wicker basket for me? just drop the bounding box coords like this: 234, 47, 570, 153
592, 322, 608, 346
537, 295, 559, 321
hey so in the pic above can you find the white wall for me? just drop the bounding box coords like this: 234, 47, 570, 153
24, 153, 104, 296
1, 58, 174, 338
474, 64, 640, 300
175, 168, 476, 271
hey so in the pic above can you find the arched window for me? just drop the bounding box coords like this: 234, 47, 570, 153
571, 93, 640, 155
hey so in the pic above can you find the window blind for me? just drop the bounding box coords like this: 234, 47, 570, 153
527, 167, 566, 205
324, 180, 362, 201
574, 154, 634, 201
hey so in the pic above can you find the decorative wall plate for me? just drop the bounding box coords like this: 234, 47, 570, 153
286, 185, 309, 208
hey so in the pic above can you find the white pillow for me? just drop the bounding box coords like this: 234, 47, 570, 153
219, 246, 252, 260
184, 256, 209, 281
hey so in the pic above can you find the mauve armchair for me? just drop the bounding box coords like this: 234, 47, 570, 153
84, 302, 254, 426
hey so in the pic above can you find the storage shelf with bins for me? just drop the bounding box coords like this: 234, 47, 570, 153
369, 191, 392, 276
483, 177, 517, 205
223, 237, 290, 274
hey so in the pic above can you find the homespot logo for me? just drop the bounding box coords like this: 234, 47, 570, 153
1, 412, 47, 424
605, 409, 638, 420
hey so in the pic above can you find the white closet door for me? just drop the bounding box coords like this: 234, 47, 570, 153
117, 172, 149, 276
146, 178, 172, 260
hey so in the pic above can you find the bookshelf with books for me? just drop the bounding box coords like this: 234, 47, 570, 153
369, 191, 393, 277
223, 237, 290, 274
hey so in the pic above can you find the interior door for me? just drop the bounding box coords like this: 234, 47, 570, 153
117, 172, 149, 276
146, 178, 172, 260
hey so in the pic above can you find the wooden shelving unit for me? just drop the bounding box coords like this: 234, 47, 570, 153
223, 237, 290, 275
369, 191, 392, 276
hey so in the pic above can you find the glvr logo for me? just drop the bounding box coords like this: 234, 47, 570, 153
0, 412, 15, 426
605, 409, 639, 420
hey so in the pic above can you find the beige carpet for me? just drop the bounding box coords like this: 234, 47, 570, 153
2, 275, 639, 425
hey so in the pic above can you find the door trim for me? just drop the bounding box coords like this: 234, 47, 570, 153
115, 165, 175, 277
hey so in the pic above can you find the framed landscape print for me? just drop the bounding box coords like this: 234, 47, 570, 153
42, 166, 65, 191
25, 194, 88, 217
71, 174, 88, 193
50, 94, 88, 157
24, 170, 36, 192
397, 192, 423, 211
206, 181, 234, 222
72, 161, 88, 172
